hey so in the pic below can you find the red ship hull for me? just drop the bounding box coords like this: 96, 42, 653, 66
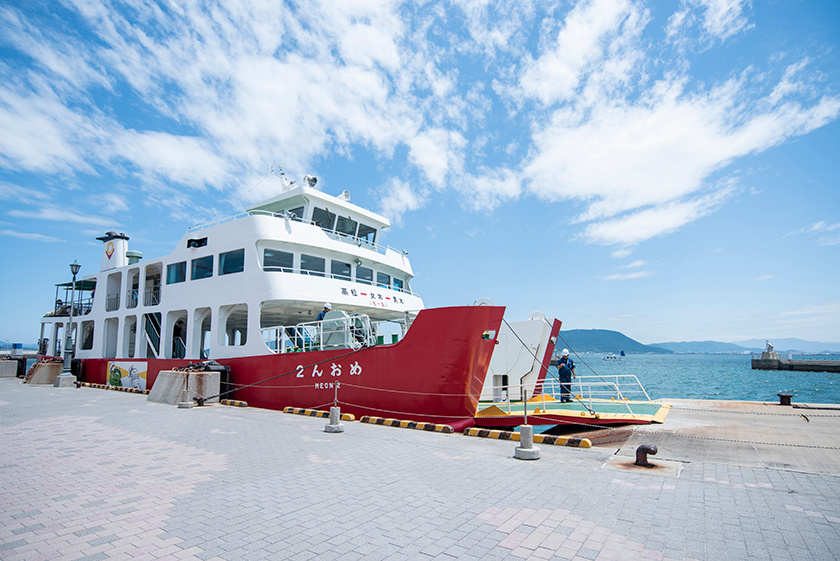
75, 306, 505, 425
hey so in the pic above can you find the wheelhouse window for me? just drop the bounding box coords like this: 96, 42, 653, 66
287, 206, 304, 221
336, 216, 357, 237
393, 278, 404, 292
264, 249, 293, 272
356, 266, 372, 285
312, 207, 336, 230
167, 261, 186, 284
357, 224, 376, 245
301, 254, 325, 276
191, 256, 213, 280
331, 260, 351, 281
219, 249, 245, 275
377, 272, 391, 289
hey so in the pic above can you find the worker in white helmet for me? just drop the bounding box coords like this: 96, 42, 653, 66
558, 348, 576, 403
317, 303, 332, 321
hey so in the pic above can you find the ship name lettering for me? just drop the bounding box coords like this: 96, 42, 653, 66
314, 382, 335, 390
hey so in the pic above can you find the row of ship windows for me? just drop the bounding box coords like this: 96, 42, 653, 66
165, 248, 407, 292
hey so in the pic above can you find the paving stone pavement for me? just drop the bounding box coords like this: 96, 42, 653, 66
2, 378, 840, 560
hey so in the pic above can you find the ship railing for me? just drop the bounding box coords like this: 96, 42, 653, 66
485, 375, 652, 417
126, 289, 139, 309
144, 287, 160, 307
261, 315, 407, 354
172, 337, 186, 359
105, 293, 120, 312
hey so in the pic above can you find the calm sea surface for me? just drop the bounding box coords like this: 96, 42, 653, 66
556, 354, 840, 404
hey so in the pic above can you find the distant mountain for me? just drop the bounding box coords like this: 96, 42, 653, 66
735, 338, 840, 354
653, 341, 751, 354
650, 338, 840, 354
558, 329, 672, 354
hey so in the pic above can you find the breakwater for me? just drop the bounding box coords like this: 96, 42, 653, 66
751, 356, 840, 373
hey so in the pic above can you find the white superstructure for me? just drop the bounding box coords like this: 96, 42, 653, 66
39, 173, 424, 362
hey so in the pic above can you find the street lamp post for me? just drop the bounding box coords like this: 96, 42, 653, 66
55, 260, 81, 387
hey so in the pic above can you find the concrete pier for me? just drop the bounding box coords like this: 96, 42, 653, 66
2, 379, 840, 561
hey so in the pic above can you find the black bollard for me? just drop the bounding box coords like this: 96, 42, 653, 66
635, 444, 658, 467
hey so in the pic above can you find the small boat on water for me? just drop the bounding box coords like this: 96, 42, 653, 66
34, 171, 668, 429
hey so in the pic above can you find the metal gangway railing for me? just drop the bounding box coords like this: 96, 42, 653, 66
483, 375, 652, 418
261, 314, 407, 354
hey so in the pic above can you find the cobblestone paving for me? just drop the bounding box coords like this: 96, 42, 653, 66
2, 379, 839, 560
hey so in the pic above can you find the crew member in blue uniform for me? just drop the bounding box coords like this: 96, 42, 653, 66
558, 348, 575, 403
317, 303, 332, 321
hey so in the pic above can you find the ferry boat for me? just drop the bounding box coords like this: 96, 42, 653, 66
35, 172, 562, 429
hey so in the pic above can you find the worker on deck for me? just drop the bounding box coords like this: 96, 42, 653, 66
317, 303, 332, 321
558, 349, 576, 403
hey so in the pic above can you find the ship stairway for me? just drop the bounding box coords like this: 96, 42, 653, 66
144, 314, 161, 358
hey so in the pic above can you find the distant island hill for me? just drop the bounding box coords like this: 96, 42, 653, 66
3, 334, 839, 356
549, 331, 840, 355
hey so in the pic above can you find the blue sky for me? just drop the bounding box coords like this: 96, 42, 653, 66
1, 0, 838, 346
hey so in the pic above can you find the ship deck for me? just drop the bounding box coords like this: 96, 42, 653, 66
473, 393, 671, 428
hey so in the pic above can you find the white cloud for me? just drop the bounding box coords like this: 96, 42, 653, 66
0, 229, 64, 242
408, 128, 466, 187
754, 275, 773, 281
523, 62, 839, 245
624, 259, 647, 268
786, 221, 840, 246
519, 0, 643, 105
462, 169, 522, 212
666, 0, 752, 43
114, 130, 229, 189
600, 270, 653, 280
0, 82, 100, 174
580, 186, 733, 245
8, 207, 115, 227
379, 178, 424, 225
0, 181, 50, 202
695, 0, 752, 40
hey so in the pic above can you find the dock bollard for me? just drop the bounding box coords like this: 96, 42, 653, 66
777, 393, 793, 406
514, 425, 540, 460
634, 444, 657, 467
325, 406, 344, 433
177, 373, 194, 408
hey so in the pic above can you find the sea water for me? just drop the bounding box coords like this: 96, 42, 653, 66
556, 354, 840, 404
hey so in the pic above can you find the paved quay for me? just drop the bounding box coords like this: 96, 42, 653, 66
2, 379, 840, 561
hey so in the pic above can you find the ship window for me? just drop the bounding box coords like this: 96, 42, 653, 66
357, 224, 376, 244
393, 278, 404, 292
264, 249, 293, 271
187, 237, 207, 248
331, 260, 351, 281
336, 216, 357, 237
301, 254, 325, 277
81, 321, 95, 350
191, 255, 214, 280
219, 249, 245, 275
356, 266, 372, 285
312, 207, 336, 230
288, 206, 304, 221
377, 272, 390, 288
167, 262, 187, 284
